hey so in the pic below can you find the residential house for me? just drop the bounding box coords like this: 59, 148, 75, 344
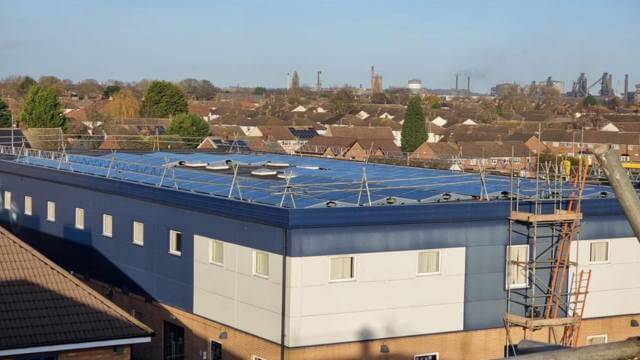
258, 126, 301, 154
541, 129, 640, 162
0, 226, 153, 359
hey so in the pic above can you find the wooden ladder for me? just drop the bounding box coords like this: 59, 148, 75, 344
562, 269, 592, 346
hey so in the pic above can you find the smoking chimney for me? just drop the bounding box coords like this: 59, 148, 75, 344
455, 73, 459, 94
467, 76, 471, 94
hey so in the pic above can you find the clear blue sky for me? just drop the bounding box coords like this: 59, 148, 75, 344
1, 0, 638, 92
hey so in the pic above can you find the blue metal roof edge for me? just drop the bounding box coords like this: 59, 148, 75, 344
0, 159, 625, 230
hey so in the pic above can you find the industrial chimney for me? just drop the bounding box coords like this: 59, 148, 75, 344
467, 76, 471, 95
625, 74, 629, 103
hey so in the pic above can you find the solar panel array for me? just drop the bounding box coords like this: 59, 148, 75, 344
14, 151, 613, 209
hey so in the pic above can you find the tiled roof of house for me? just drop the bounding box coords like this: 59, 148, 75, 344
298, 136, 357, 155
458, 141, 531, 158
0, 226, 153, 351
326, 126, 395, 140
258, 126, 297, 141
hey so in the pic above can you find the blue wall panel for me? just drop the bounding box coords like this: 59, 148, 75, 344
0, 171, 284, 312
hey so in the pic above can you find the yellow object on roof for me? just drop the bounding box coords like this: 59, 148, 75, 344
622, 162, 640, 169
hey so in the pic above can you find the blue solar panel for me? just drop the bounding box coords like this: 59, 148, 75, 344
12, 151, 615, 209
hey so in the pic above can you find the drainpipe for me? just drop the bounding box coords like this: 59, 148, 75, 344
280, 228, 288, 360
594, 145, 640, 244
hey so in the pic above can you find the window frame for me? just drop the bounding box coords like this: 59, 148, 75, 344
506, 244, 529, 289
415, 353, 439, 360
329, 256, 356, 282
417, 250, 442, 276
132, 221, 144, 246
47, 201, 56, 222
253, 250, 270, 279
75, 207, 85, 230
588, 240, 610, 264
209, 239, 224, 266
102, 214, 113, 237
169, 230, 182, 256
586, 334, 608, 345
24, 195, 32, 215
3, 191, 11, 210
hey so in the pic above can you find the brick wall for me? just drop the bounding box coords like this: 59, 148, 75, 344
83, 279, 640, 360
59, 346, 131, 360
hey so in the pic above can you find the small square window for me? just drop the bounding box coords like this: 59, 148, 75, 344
209, 239, 224, 265
3, 191, 11, 210
169, 230, 182, 256
24, 196, 32, 215
133, 221, 144, 246
418, 250, 440, 275
254, 251, 269, 278
102, 214, 113, 237
586, 334, 607, 345
47, 201, 56, 222
589, 241, 609, 263
330, 256, 355, 281
75, 208, 85, 230
506, 245, 529, 289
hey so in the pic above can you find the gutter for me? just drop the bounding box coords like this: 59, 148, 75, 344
0, 336, 152, 357
280, 228, 289, 360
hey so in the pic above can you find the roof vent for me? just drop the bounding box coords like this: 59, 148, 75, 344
442, 193, 452, 201
386, 197, 396, 205
599, 191, 608, 198
326, 201, 337, 208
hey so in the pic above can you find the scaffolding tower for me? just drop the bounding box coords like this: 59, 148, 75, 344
504, 158, 592, 356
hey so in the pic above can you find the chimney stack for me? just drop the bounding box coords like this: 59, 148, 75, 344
455, 74, 459, 94
625, 74, 629, 102
467, 76, 471, 94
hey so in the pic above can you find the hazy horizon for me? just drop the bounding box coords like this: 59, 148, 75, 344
1, 0, 639, 93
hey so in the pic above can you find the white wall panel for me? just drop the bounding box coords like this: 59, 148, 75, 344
193, 235, 283, 342
287, 247, 466, 346
571, 237, 640, 318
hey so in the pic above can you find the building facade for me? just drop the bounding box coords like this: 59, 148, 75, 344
1, 153, 639, 360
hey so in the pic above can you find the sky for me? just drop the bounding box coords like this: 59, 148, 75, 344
1, 0, 639, 93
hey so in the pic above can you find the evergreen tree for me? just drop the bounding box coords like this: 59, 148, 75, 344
401, 96, 427, 153
167, 113, 210, 147
20, 85, 66, 129
141, 81, 188, 117
0, 98, 12, 128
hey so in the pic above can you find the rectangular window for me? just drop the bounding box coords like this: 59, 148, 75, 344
169, 230, 182, 256
589, 241, 609, 263
415, 354, 439, 360
75, 208, 85, 230
254, 251, 269, 278
209, 239, 224, 265
418, 250, 440, 275
47, 201, 56, 222
586, 334, 607, 345
506, 245, 529, 289
3, 191, 11, 210
330, 256, 355, 281
133, 221, 144, 246
102, 214, 113, 237
24, 196, 32, 215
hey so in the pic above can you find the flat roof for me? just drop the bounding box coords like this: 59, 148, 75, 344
11, 151, 613, 209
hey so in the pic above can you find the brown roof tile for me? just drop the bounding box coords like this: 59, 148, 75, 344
0, 227, 153, 351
